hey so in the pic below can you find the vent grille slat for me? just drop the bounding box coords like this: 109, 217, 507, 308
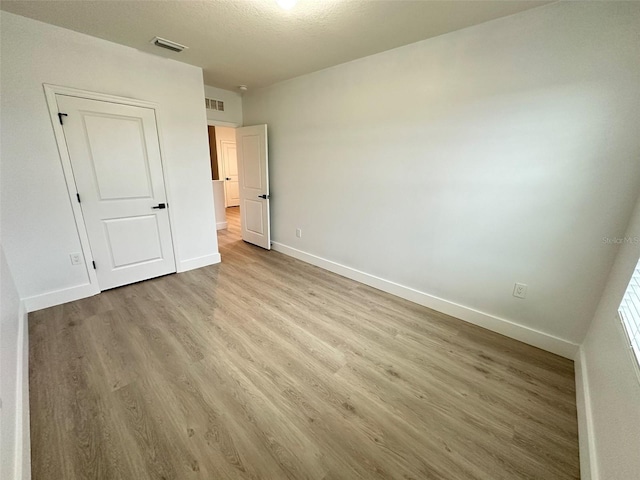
205, 97, 225, 112
151, 36, 187, 53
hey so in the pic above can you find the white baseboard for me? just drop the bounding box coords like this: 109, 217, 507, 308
271, 242, 578, 359
15, 302, 31, 480
23, 283, 99, 313
216, 221, 228, 231
574, 347, 598, 480
177, 252, 221, 273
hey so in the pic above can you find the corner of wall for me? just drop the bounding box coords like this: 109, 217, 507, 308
15, 300, 31, 480
574, 345, 598, 480
23, 283, 99, 313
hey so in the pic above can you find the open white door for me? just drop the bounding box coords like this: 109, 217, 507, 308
236, 124, 270, 250
56, 94, 176, 290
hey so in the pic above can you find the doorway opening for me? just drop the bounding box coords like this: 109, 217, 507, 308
207, 123, 271, 250
208, 125, 241, 247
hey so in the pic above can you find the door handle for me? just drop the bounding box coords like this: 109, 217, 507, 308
226, 177, 231, 180
152, 203, 167, 209
258, 194, 269, 199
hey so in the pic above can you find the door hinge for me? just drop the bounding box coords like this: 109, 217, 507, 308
58, 112, 68, 125
92, 261, 96, 270
76, 193, 81, 203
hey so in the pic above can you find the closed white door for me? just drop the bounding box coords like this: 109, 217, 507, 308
221, 141, 240, 207
236, 124, 270, 250
56, 94, 176, 290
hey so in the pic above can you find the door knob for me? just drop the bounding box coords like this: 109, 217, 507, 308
258, 194, 269, 199
226, 177, 231, 180
152, 203, 167, 209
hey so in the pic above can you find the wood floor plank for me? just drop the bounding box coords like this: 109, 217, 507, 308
29, 206, 580, 479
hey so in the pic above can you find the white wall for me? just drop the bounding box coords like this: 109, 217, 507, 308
204, 85, 243, 126
243, 1, 640, 349
0, 11, 220, 308
213, 181, 227, 230
577, 190, 640, 480
215, 126, 237, 148
0, 245, 23, 480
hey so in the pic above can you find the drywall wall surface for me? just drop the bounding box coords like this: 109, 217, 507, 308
215, 126, 237, 144
243, 1, 640, 344
0, 245, 21, 480
1, 11, 219, 302
204, 85, 243, 125
580, 190, 640, 480
213, 181, 227, 229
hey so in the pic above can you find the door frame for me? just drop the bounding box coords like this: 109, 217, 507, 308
43, 84, 179, 292
206, 119, 241, 128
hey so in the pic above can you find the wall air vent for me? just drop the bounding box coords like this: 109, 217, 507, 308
151, 36, 188, 53
205, 98, 225, 112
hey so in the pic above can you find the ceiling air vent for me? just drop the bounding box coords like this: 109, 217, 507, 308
205, 98, 225, 112
151, 36, 188, 53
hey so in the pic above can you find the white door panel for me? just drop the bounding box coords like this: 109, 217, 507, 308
83, 115, 153, 200
225, 144, 238, 175
236, 125, 270, 249
103, 215, 163, 268
240, 135, 263, 188
227, 181, 240, 205
244, 199, 265, 235
56, 94, 176, 290
221, 140, 239, 207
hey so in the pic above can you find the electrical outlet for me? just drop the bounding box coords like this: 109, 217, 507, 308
296, 228, 302, 238
70, 252, 82, 265
513, 283, 528, 299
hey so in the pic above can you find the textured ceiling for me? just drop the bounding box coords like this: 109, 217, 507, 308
1, 0, 552, 91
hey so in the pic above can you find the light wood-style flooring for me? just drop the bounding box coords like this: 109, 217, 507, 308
29, 206, 580, 479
